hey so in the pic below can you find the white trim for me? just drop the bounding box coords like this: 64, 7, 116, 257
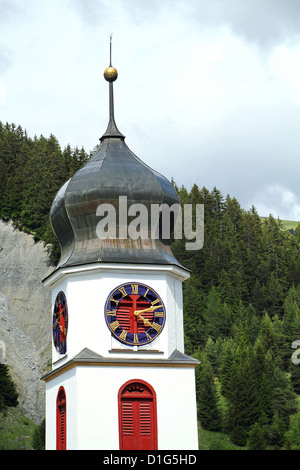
43, 262, 190, 288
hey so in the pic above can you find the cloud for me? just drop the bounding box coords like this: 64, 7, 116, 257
254, 185, 300, 221
0, 46, 12, 73
178, 0, 300, 49
0, 0, 26, 24
68, 0, 107, 26
1, 0, 300, 220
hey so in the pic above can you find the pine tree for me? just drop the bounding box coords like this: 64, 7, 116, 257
32, 418, 45, 450
282, 285, 300, 370
0, 364, 18, 409
219, 338, 236, 400
267, 413, 286, 449
195, 357, 222, 431
285, 411, 300, 450
204, 286, 233, 339
224, 339, 266, 446
247, 422, 266, 450
261, 273, 284, 318
271, 366, 297, 426
253, 342, 273, 424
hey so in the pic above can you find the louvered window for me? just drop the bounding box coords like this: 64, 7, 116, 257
122, 402, 134, 434
140, 402, 151, 435
118, 380, 157, 450
56, 386, 66, 450
116, 296, 154, 334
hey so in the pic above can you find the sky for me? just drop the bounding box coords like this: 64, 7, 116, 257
1, 0, 300, 221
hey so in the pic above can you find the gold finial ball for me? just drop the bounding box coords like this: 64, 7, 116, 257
104, 66, 118, 82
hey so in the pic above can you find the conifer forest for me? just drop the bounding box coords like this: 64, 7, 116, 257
1, 121, 300, 449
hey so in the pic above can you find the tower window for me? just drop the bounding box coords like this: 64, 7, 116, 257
118, 379, 157, 450
56, 386, 66, 450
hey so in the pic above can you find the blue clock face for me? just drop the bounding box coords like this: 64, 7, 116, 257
104, 283, 166, 346
52, 291, 68, 354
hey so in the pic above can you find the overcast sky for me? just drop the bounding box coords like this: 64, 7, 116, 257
1, 0, 300, 221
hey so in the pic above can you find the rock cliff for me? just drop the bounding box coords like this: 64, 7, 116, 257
0, 220, 53, 423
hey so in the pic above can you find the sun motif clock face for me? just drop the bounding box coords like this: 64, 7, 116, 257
104, 283, 166, 346
52, 291, 68, 354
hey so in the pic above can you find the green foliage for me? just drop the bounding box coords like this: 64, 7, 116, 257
172, 183, 300, 449
2, 122, 300, 449
0, 122, 89, 263
32, 418, 45, 450
0, 407, 37, 450
247, 422, 266, 450
195, 354, 222, 431
0, 364, 18, 410
285, 409, 300, 449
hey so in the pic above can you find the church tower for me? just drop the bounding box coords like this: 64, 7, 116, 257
43, 40, 199, 451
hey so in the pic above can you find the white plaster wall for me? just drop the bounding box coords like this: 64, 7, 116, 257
45, 367, 78, 450
50, 264, 187, 369
46, 364, 198, 450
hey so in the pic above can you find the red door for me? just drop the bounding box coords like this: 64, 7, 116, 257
119, 380, 157, 450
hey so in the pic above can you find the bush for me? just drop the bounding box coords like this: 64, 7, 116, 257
0, 364, 18, 410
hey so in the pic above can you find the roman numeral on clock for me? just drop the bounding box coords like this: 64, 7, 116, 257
110, 321, 120, 332
131, 284, 139, 294
151, 322, 162, 333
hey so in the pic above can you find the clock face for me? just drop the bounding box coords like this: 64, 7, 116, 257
52, 291, 68, 354
104, 282, 166, 346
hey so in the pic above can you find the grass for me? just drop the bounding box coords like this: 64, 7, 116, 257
197, 383, 245, 450
198, 425, 244, 450
260, 217, 299, 232
281, 220, 300, 231
0, 407, 37, 450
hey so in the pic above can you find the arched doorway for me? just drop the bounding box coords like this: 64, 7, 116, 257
118, 379, 158, 450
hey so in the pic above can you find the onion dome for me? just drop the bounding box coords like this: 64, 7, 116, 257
50, 40, 183, 270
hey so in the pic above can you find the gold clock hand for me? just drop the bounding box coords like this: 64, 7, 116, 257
59, 325, 66, 335
149, 304, 163, 312
133, 311, 162, 333
52, 317, 60, 329
133, 311, 152, 326
134, 305, 163, 315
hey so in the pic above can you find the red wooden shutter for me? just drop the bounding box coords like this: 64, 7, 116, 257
118, 380, 157, 450
56, 387, 66, 450
121, 401, 134, 435
140, 402, 151, 436
116, 295, 153, 334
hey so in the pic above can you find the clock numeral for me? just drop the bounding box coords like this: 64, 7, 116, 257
109, 296, 119, 305
110, 320, 120, 332
151, 298, 160, 306
119, 330, 127, 341
106, 310, 117, 316
151, 322, 162, 333
133, 334, 139, 345
119, 286, 128, 297
155, 312, 164, 317
146, 332, 152, 341
144, 288, 150, 297
131, 284, 139, 294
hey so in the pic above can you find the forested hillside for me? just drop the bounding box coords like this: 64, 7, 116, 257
1, 121, 300, 449
172, 184, 300, 448
0, 122, 90, 263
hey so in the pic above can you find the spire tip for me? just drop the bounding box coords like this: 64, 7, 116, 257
104, 33, 118, 82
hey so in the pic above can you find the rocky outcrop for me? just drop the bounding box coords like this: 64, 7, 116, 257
0, 220, 53, 423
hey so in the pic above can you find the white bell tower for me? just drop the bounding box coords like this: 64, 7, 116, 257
43, 40, 199, 451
